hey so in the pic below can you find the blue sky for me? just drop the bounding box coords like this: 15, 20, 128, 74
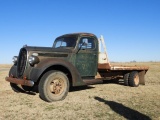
0, 0, 160, 64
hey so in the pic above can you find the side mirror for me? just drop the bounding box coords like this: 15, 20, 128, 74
80, 42, 88, 49
76, 42, 88, 53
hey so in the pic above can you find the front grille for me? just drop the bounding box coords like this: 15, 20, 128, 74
17, 48, 27, 77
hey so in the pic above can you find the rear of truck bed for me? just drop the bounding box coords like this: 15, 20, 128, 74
98, 63, 149, 71
97, 36, 149, 86
97, 63, 149, 86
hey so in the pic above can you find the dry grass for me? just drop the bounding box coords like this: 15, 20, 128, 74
0, 62, 160, 120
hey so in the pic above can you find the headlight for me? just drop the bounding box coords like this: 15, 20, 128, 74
12, 56, 18, 65
28, 55, 39, 65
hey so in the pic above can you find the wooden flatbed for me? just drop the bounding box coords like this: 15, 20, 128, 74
96, 63, 149, 86
98, 63, 149, 71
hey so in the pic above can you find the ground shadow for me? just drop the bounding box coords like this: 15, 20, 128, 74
103, 78, 125, 86
24, 91, 36, 95
15, 84, 95, 96
19, 89, 37, 95
15, 89, 36, 95
69, 85, 95, 92
14, 85, 38, 95
94, 96, 151, 120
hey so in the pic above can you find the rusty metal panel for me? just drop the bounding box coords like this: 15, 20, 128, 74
98, 63, 149, 71
5, 77, 34, 86
110, 65, 149, 71
98, 63, 111, 70
98, 61, 149, 71
83, 79, 103, 85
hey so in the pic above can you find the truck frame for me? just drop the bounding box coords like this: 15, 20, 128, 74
5, 33, 149, 102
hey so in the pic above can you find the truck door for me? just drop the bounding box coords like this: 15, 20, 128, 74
75, 36, 98, 77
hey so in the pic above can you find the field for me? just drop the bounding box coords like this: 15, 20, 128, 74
0, 62, 160, 120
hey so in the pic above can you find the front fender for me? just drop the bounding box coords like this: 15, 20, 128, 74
29, 58, 85, 86
9, 65, 17, 77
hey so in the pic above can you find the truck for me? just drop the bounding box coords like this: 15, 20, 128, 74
5, 33, 149, 102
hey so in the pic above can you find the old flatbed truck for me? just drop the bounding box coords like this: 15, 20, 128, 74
5, 33, 149, 102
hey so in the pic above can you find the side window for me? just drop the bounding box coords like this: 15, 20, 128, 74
55, 41, 67, 48
79, 37, 95, 49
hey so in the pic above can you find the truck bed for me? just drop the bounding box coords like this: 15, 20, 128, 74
96, 63, 149, 85
98, 63, 149, 71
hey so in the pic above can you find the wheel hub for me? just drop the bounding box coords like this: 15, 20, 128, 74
134, 75, 139, 85
50, 79, 64, 95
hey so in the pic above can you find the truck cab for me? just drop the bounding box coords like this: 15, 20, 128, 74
52, 33, 98, 77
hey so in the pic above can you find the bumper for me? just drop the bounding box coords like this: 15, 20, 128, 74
5, 77, 34, 86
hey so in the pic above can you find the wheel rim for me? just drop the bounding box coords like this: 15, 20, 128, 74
134, 74, 139, 85
49, 78, 65, 95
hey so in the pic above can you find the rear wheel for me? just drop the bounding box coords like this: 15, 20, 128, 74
39, 70, 69, 102
128, 71, 139, 87
124, 73, 130, 86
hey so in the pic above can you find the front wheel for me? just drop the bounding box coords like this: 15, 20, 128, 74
39, 70, 69, 102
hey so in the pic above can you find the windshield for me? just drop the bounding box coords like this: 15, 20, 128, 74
53, 35, 77, 49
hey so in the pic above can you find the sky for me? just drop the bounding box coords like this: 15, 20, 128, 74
0, 0, 160, 64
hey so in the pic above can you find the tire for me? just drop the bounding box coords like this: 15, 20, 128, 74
10, 83, 24, 93
128, 71, 139, 87
39, 70, 69, 102
124, 73, 130, 86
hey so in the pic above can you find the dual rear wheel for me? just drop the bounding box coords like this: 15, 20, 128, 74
124, 71, 139, 87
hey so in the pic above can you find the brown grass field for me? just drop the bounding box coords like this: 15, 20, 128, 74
0, 62, 160, 120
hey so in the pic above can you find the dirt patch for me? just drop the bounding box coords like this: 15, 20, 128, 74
0, 63, 160, 120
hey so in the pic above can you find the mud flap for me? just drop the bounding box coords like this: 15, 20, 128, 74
138, 71, 146, 85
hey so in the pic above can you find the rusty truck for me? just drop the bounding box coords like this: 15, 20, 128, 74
5, 33, 149, 102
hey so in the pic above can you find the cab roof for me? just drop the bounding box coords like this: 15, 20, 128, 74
58, 32, 96, 38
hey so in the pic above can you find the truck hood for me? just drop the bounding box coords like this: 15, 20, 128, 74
23, 46, 73, 53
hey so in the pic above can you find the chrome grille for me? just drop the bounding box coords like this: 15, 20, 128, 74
17, 48, 27, 77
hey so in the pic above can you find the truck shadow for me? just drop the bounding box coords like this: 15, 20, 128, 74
20, 85, 95, 95
94, 96, 151, 120
20, 78, 125, 95
69, 78, 126, 93
70, 86, 95, 92
69, 78, 125, 93
103, 78, 125, 86
21, 89, 37, 95
16, 85, 38, 95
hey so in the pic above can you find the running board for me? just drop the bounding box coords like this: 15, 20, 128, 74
83, 79, 103, 85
